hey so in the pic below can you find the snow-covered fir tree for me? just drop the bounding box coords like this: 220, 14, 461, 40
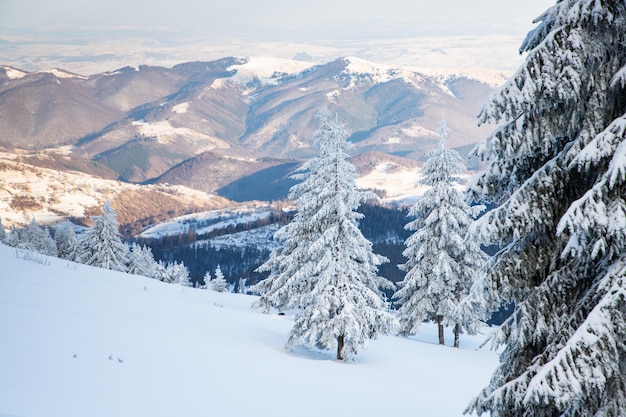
393, 119, 486, 347
127, 243, 158, 278
5, 225, 19, 248
464, 2, 626, 416
209, 265, 229, 292
251, 109, 396, 360
202, 270, 212, 289
0, 218, 6, 243
79, 201, 128, 272
172, 262, 191, 287
54, 224, 80, 261
157, 261, 190, 285
153, 260, 169, 282
16, 219, 58, 257
237, 277, 247, 294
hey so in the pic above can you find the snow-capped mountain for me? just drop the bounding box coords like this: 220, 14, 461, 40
0, 56, 493, 185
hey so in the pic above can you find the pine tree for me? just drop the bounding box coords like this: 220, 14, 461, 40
79, 201, 128, 272
5, 225, 19, 248
464, 2, 626, 415
173, 262, 191, 287
210, 265, 229, 292
0, 218, 6, 243
251, 109, 396, 360
54, 224, 79, 261
65, 228, 83, 263
202, 270, 212, 289
393, 119, 486, 347
153, 260, 169, 282
17, 219, 58, 257
127, 243, 158, 278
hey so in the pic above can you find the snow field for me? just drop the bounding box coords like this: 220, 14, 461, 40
0, 244, 497, 417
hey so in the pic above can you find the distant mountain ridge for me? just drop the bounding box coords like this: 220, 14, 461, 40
0, 56, 495, 211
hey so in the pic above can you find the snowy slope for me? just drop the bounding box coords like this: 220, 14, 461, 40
356, 161, 472, 205
0, 152, 231, 228
140, 206, 274, 238
211, 56, 315, 88
0, 244, 498, 417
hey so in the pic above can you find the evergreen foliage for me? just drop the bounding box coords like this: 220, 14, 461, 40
209, 265, 229, 292
202, 270, 212, 289
251, 109, 396, 360
465, 2, 626, 415
153, 260, 169, 282
14, 219, 58, 257
0, 218, 6, 243
79, 201, 129, 272
170, 261, 191, 286
5, 226, 19, 248
127, 243, 158, 278
136, 204, 409, 288
393, 119, 486, 346
54, 225, 80, 261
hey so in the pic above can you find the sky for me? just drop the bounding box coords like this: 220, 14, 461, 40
1, 0, 555, 40
0, 0, 555, 74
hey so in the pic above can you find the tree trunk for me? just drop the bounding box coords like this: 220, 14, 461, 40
437, 315, 444, 345
453, 322, 460, 348
337, 335, 344, 360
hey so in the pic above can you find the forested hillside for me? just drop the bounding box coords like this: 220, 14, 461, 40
135, 203, 410, 290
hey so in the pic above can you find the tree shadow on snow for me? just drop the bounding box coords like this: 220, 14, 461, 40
286, 345, 338, 362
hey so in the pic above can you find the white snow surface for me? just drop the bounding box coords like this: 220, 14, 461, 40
171, 101, 190, 114
356, 162, 471, 205
0, 243, 498, 417
140, 206, 273, 238
341, 56, 426, 89
42, 68, 88, 79
131, 119, 231, 150
3, 66, 28, 79
211, 56, 315, 89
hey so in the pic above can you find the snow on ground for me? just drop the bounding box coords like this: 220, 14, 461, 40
0, 153, 228, 227
211, 56, 315, 89
356, 162, 472, 206
140, 206, 274, 239
171, 101, 190, 114
356, 162, 429, 205
341, 57, 426, 89
131, 119, 231, 150
42, 68, 88, 80
2, 66, 28, 79
0, 244, 498, 417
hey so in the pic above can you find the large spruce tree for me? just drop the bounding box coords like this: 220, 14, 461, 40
251, 109, 396, 360
465, 1, 626, 415
393, 119, 486, 347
